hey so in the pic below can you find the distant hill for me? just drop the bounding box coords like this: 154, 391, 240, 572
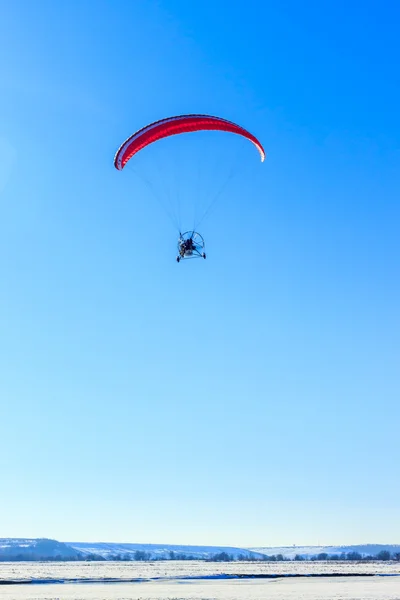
0, 538, 81, 561
1, 538, 399, 562
69, 541, 263, 560
0, 538, 263, 561
249, 544, 400, 559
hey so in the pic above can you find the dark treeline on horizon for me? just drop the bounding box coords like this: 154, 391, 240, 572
1, 550, 400, 562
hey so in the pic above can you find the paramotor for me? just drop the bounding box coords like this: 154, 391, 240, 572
114, 114, 265, 262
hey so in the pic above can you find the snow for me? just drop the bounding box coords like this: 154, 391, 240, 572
1, 562, 400, 600
1, 576, 400, 600
1, 559, 400, 582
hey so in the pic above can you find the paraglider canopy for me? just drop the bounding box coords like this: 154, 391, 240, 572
114, 114, 265, 170
114, 114, 265, 262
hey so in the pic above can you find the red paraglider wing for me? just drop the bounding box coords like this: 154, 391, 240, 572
114, 114, 265, 170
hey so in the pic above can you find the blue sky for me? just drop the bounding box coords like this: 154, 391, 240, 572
1, 0, 399, 547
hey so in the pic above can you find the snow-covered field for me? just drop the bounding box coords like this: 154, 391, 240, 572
1, 576, 400, 600
1, 560, 400, 582
1, 561, 400, 600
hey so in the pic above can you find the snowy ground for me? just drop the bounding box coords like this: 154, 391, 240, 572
1, 561, 400, 600
1, 560, 400, 582
1, 577, 400, 600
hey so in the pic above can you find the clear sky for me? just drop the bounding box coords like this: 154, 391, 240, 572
1, 0, 399, 547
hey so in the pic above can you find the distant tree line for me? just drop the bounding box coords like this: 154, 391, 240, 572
284, 550, 400, 562
2, 549, 400, 562
76, 550, 400, 562
115, 550, 400, 562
